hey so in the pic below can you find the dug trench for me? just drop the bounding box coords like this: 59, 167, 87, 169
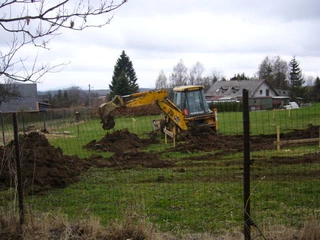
0, 124, 320, 195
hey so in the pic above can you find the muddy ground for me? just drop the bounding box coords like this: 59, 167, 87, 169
0, 124, 319, 195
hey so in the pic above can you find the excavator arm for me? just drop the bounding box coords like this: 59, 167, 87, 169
157, 99, 188, 131
99, 90, 168, 130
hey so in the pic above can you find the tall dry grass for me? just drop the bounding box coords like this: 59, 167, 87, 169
1, 205, 320, 240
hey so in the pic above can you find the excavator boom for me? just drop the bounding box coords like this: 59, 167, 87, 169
98, 86, 218, 132
99, 90, 168, 130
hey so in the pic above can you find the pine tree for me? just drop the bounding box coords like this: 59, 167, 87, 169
56, 90, 63, 108
109, 50, 139, 99
112, 70, 131, 97
288, 56, 306, 99
230, 73, 250, 81
289, 56, 304, 88
312, 76, 320, 101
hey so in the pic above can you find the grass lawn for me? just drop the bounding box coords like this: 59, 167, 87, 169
4, 103, 320, 234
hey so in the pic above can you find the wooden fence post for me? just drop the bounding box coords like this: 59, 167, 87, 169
276, 126, 280, 151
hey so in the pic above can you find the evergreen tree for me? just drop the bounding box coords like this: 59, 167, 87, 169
45, 92, 55, 105
112, 70, 131, 97
56, 90, 63, 108
288, 56, 306, 99
230, 73, 250, 81
289, 56, 305, 88
312, 76, 320, 102
109, 50, 139, 99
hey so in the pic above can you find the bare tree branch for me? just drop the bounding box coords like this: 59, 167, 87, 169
0, 0, 127, 83
0, 78, 22, 106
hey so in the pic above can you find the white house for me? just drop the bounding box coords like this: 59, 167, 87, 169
205, 79, 290, 110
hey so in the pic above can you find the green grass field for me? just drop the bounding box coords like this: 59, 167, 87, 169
4, 104, 320, 234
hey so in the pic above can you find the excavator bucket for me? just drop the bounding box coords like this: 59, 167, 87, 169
99, 102, 119, 130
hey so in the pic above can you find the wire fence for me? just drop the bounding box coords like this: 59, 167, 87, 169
0, 99, 319, 239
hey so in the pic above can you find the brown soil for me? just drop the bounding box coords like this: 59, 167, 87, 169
0, 124, 319, 195
0, 132, 106, 195
83, 129, 159, 153
0, 130, 172, 195
84, 129, 175, 169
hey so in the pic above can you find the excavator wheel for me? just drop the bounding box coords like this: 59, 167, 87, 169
102, 116, 115, 130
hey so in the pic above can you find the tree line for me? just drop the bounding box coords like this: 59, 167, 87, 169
43, 87, 99, 108
110, 52, 320, 102
41, 52, 320, 107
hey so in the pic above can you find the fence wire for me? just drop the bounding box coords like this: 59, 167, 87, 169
0, 103, 319, 238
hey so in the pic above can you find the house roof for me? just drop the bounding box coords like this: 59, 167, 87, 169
0, 83, 38, 113
205, 79, 278, 98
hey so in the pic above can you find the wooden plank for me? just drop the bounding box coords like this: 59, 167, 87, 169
163, 128, 174, 138
163, 128, 175, 147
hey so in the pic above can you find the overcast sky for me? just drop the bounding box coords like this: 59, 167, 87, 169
2, 0, 320, 91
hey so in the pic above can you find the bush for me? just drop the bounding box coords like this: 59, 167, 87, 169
209, 102, 243, 112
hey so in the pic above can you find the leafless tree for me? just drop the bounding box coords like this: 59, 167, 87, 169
155, 69, 167, 89
197, 69, 225, 91
66, 86, 82, 107
257, 56, 288, 89
170, 59, 188, 87
189, 61, 204, 85
0, 0, 127, 83
210, 69, 225, 84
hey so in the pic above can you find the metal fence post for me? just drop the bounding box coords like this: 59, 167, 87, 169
243, 89, 251, 240
0, 110, 5, 145
13, 113, 24, 226
43, 111, 47, 131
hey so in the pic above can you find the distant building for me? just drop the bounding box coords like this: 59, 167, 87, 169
0, 83, 40, 113
205, 79, 290, 110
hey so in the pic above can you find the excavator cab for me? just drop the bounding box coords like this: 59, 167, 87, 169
172, 85, 210, 116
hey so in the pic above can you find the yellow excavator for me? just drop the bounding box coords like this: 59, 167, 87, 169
99, 85, 218, 135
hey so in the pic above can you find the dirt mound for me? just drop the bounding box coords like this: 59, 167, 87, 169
173, 126, 274, 153
1, 124, 318, 195
0, 132, 101, 195
173, 124, 320, 153
90, 152, 176, 170
84, 129, 174, 169
0, 131, 171, 195
86, 125, 320, 156
83, 129, 158, 153
281, 124, 319, 139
